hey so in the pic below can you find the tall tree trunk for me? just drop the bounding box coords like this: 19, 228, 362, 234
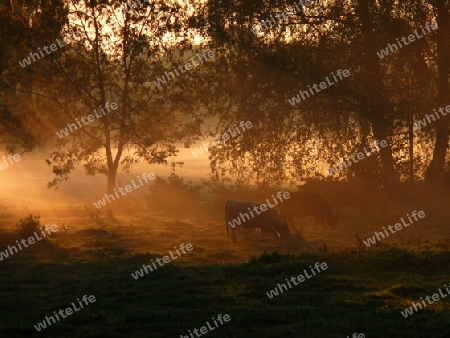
409, 111, 414, 181
425, 1, 450, 184
371, 118, 399, 187
357, 0, 399, 188
107, 166, 117, 195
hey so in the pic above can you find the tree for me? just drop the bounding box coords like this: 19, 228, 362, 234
8, 0, 206, 194
194, 0, 440, 188
0, 0, 67, 152
424, 0, 450, 184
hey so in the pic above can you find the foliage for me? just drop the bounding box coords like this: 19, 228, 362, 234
0, 0, 67, 153
15, 214, 43, 239
4, 0, 207, 193
249, 251, 286, 264
194, 0, 444, 186
146, 173, 204, 215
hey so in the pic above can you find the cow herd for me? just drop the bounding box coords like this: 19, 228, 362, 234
225, 191, 339, 242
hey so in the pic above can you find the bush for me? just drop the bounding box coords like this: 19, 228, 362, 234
146, 174, 203, 215
249, 251, 285, 264
16, 214, 43, 239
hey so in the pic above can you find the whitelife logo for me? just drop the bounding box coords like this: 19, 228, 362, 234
414, 104, 450, 130
400, 284, 450, 318
377, 22, 438, 59
190, 121, 253, 157
131, 243, 193, 280
0, 153, 21, 171
288, 69, 350, 106
153, 50, 215, 88
18, 30, 80, 68
266, 262, 328, 299
34, 295, 96, 332
362, 210, 425, 247
251, 0, 314, 35
179, 314, 231, 338
0, 224, 59, 261
93, 173, 155, 209
56, 102, 118, 139
226, 192, 290, 229
328, 139, 388, 176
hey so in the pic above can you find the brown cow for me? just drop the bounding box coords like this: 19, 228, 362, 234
279, 192, 338, 229
225, 200, 292, 242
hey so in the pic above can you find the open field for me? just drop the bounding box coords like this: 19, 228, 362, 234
1, 204, 450, 338
4, 0, 450, 337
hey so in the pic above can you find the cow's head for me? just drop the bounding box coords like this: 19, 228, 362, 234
277, 221, 292, 240
269, 209, 292, 240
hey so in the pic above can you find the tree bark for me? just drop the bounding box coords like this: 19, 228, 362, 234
107, 166, 117, 195
425, 1, 450, 184
357, 0, 399, 188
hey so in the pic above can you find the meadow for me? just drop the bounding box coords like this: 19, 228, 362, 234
3, 1, 450, 337
1, 193, 450, 338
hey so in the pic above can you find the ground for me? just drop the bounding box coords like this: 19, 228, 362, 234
0, 202, 449, 337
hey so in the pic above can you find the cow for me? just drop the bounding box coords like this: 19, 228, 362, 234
279, 192, 338, 229
225, 200, 292, 243
299, 180, 389, 214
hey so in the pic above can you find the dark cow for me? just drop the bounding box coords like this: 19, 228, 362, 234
225, 200, 292, 242
279, 192, 338, 229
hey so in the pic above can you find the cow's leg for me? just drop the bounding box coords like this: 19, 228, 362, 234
231, 228, 237, 243
274, 231, 280, 240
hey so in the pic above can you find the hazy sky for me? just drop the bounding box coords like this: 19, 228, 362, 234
0, 141, 210, 209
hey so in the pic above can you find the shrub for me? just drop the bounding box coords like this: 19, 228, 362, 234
146, 174, 203, 215
16, 214, 43, 239
249, 251, 284, 264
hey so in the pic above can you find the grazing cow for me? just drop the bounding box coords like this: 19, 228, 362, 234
279, 192, 338, 229
225, 200, 292, 242
300, 180, 389, 214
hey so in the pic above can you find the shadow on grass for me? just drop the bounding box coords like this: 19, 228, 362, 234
1, 239, 450, 337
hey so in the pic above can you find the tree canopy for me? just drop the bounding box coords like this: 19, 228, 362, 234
1, 0, 449, 192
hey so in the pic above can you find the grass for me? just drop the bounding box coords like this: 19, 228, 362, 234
0, 208, 450, 337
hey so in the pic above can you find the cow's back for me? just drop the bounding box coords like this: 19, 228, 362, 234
280, 192, 334, 219
225, 200, 272, 229
226, 200, 258, 224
